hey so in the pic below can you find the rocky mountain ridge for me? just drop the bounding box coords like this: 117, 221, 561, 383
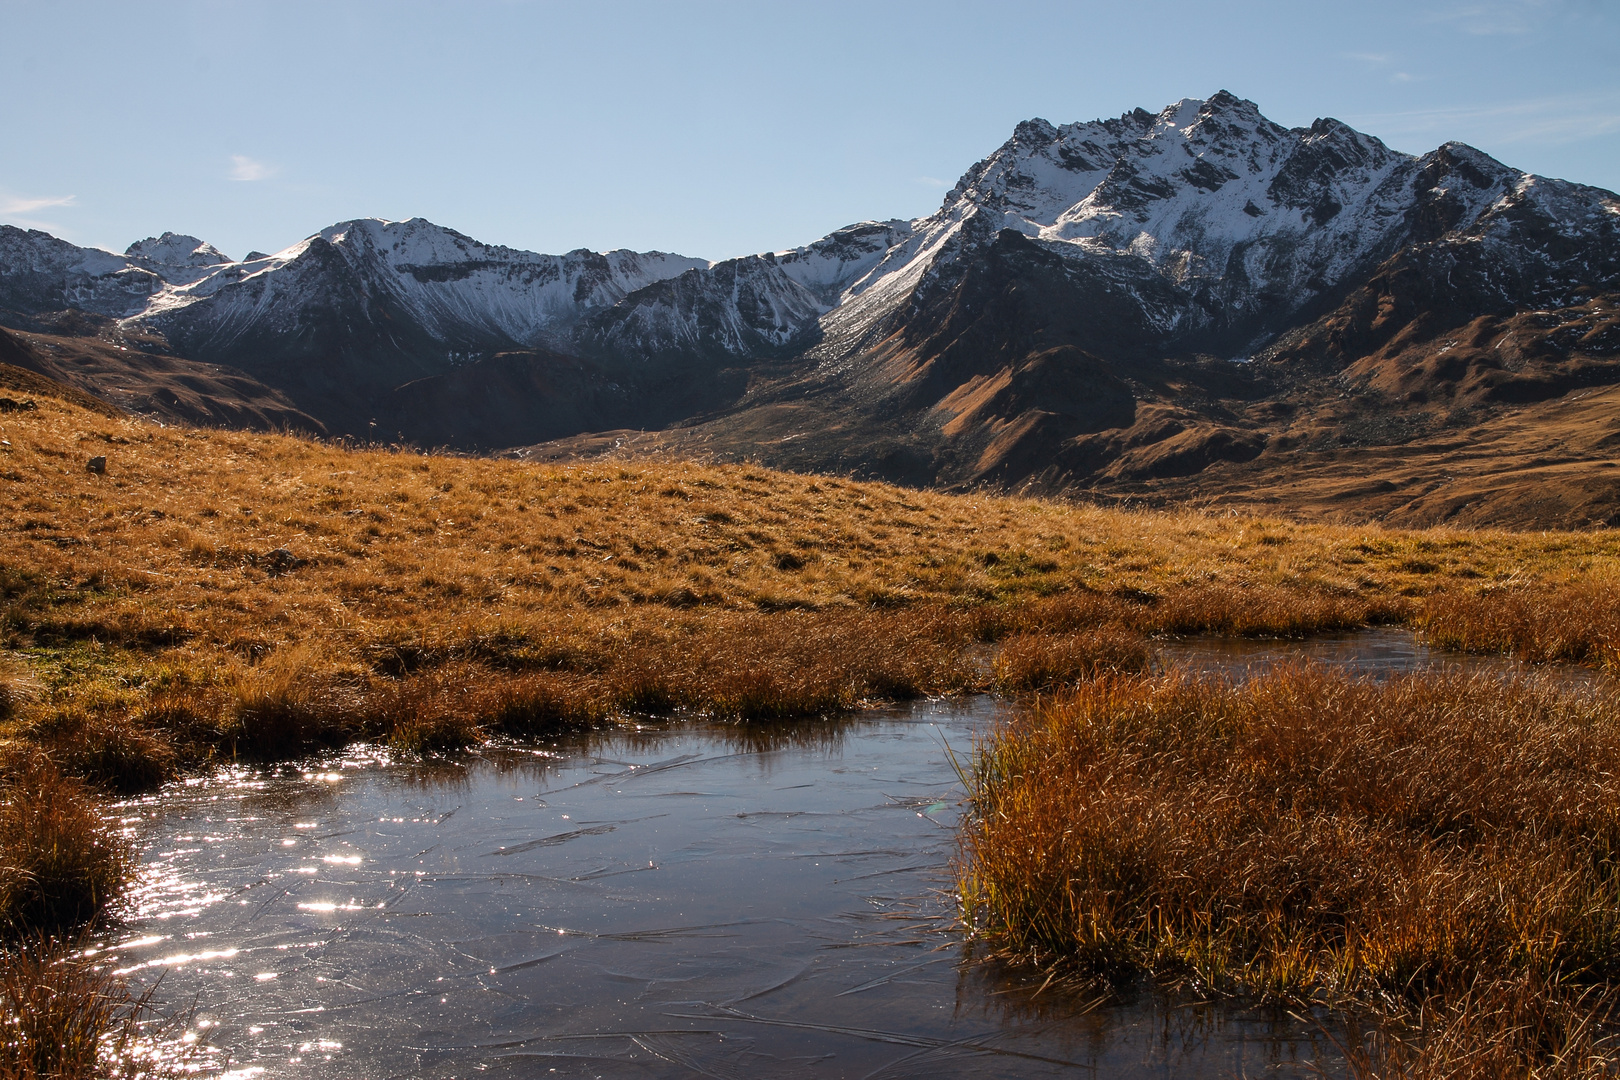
3, 92, 1618, 525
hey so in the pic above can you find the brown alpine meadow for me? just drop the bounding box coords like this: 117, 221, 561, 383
958, 666, 1620, 1074
5, 388, 1620, 1073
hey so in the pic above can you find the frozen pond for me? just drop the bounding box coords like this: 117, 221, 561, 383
108, 630, 1585, 1077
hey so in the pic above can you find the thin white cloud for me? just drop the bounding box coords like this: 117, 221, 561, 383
230, 155, 276, 182
1342, 52, 1419, 81
0, 193, 76, 216
0, 191, 78, 231
1353, 92, 1620, 149
1425, 0, 1556, 36
916, 176, 950, 188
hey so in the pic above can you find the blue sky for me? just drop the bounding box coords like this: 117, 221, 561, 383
2, 0, 1616, 261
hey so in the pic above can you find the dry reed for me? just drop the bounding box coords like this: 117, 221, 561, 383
992, 628, 1151, 692
1422, 580, 1620, 670
0, 758, 133, 937
0, 936, 184, 1079
1337, 973, 1620, 1079
959, 666, 1620, 1006
984, 583, 1412, 641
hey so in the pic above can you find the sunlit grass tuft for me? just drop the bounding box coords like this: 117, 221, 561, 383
959, 666, 1620, 1009
1422, 579, 1620, 670
0, 757, 133, 938
992, 629, 1151, 692
0, 936, 186, 1079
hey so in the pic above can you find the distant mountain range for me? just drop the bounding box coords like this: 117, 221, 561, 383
4, 91, 1619, 526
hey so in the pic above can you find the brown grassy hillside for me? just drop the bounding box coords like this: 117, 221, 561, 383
5, 376, 1620, 1073
0, 373, 1618, 780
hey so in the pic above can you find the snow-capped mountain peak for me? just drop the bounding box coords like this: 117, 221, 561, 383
922, 93, 1416, 300
125, 232, 231, 274
3, 93, 1615, 408
124, 216, 713, 353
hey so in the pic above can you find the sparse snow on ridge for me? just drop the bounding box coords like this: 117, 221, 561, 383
138, 218, 712, 350
3, 92, 1615, 369
814, 93, 1430, 348
124, 232, 232, 286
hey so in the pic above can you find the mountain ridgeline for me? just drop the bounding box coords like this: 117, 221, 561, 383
4, 92, 1619, 525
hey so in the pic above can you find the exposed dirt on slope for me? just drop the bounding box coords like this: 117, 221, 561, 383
0, 319, 322, 433
521, 292, 1620, 529
1110, 380, 1620, 528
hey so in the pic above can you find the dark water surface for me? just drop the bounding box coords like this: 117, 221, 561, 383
1157, 626, 1588, 681
109, 631, 1576, 1078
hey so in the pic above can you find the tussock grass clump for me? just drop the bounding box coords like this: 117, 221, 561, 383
367, 665, 491, 753
0, 937, 182, 1079
25, 708, 174, 795
985, 583, 1411, 641
611, 607, 973, 720
1142, 582, 1412, 637
993, 629, 1151, 692
368, 607, 974, 749
959, 666, 1620, 1006
468, 672, 611, 736
1422, 580, 1620, 670
364, 663, 573, 752
0, 759, 133, 937
217, 647, 362, 760
1342, 972, 1617, 1079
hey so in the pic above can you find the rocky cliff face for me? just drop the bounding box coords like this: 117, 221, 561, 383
830, 93, 1616, 364
3, 92, 1618, 524
9, 93, 1614, 380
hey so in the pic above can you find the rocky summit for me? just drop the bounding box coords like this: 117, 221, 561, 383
3, 92, 1619, 526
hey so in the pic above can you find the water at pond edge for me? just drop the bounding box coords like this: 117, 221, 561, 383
106, 630, 1594, 1078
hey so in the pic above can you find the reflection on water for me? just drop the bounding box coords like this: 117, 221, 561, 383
109, 630, 1587, 1078
1158, 626, 1594, 682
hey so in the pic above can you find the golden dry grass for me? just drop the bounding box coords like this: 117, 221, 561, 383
1421, 580, 1620, 670
991, 628, 1152, 692
4, 391, 1620, 1076
1, 389, 1615, 786
957, 666, 1620, 1073
0, 936, 184, 1080
2, 391, 1613, 662
0, 757, 133, 938
1341, 974, 1618, 1079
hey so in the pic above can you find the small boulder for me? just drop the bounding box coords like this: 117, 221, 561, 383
255, 547, 305, 576
86, 456, 106, 474
0, 397, 37, 413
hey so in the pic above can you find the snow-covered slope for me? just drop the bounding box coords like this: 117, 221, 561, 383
123, 232, 232, 286
800, 91, 1617, 360
569, 219, 918, 362
591, 91, 1609, 365
0, 218, 709, 356
938, 94, 1420, 293
3, 91, 1616, 443
0, 226, 160, 316
574, 254, 825, 362
772, 220, 916, 305
141, 218, 710, 355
